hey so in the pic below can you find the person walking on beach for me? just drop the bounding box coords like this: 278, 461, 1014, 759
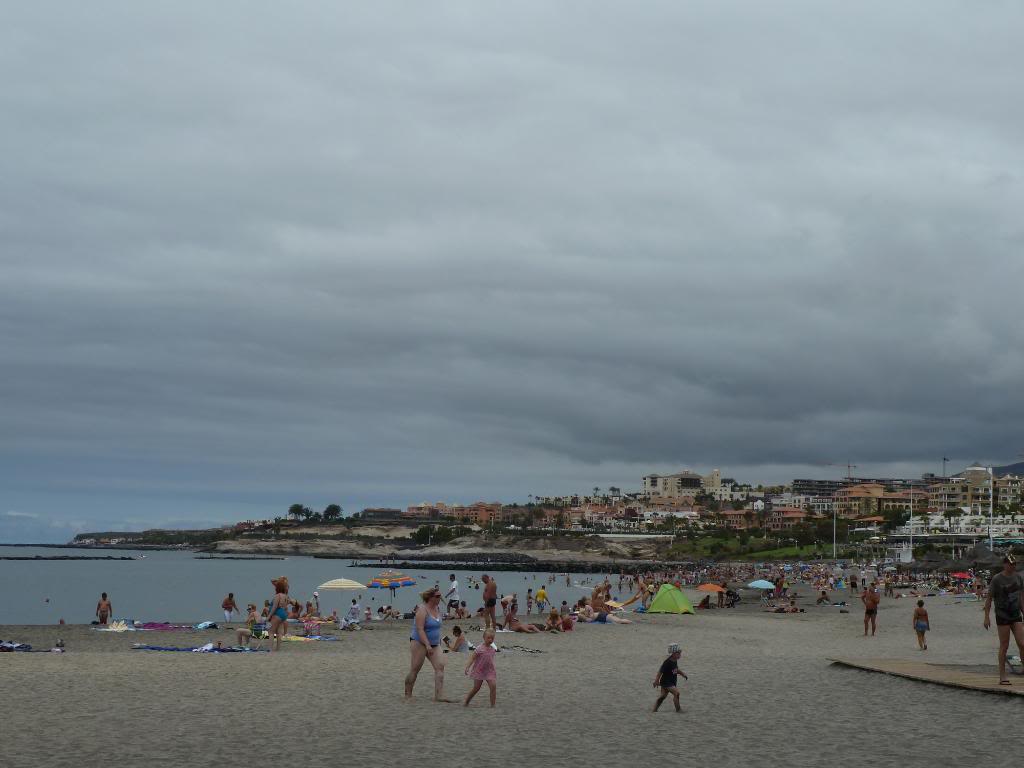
983, 554, 1024, 685
535, 584, 548, 615
95, 593, 112, 625
482, 575, 498, 630
464, 628, 497, 707
405, 587, 448, 702
912, 600, 929, 651
444, 574, 461, 616
653, 643, 687, 712
268, 577, 290, 652
862, 582, 880, 636
221, 592, 239, 624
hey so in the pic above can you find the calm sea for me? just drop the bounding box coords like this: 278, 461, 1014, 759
0, 546, 607, 624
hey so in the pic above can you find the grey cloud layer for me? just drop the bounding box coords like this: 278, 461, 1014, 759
2, 2, 1023, 539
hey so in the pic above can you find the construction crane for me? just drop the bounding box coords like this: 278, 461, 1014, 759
820, 461, 858, 480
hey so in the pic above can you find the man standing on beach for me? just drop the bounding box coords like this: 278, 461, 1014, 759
221, 592, 238, 624
482, 575, 498, 630
862, 582, 880, 636
444, 574, 461, 617
983, 554, 1024, 685
96, 592, 112, 625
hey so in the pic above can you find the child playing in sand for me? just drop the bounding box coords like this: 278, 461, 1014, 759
912, 600, 929, 650
653, 643, 687, 712
464, 628, 497, 707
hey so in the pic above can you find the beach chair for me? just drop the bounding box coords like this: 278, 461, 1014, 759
248, 622, 269, 650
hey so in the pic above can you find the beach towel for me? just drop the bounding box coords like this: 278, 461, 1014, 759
131, 644, 266, 653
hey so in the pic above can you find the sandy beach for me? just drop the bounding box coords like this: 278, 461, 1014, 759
2, 589, 1015, 768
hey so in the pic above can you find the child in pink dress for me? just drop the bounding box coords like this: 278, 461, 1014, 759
464, 628, 497, 707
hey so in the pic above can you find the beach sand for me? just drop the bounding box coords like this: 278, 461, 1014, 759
2, 590, 1013, 768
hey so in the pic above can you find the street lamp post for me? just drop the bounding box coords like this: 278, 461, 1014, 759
987, 466, 994, 550
909, 485, 914, 561
833, 505, 837, 560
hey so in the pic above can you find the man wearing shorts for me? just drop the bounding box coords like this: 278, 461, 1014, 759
221, 592, 239, 624
984, 554, 1024, 685
482, 574, 498, 631
96, 592, 112, 625
861, 582, 880, 636
444, 574, 461, 616
535, 585, 548, 615
653, 643, 687, 712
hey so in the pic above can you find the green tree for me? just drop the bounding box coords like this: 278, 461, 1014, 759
323, 504, 342, 522
287, 503, 305, 521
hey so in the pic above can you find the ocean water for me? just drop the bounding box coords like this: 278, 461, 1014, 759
0, 546, 607, 624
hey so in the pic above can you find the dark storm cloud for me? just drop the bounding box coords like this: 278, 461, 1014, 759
2, 2, 1023, 539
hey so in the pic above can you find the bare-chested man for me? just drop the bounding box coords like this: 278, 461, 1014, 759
96, 592, 112, 625
861, 582, 880, 636
482, 574, 498, 631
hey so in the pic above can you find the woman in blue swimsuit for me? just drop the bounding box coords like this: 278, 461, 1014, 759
268, 577, 290, 652
404, 587, 448, 701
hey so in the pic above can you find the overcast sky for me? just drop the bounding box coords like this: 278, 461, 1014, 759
2, 2, 1023, 542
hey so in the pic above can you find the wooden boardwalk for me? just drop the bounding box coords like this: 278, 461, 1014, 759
830, 658, 1024, 697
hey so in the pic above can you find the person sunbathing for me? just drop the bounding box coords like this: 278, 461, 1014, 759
816, 591, 830, 605
538, 608, 560, 632
506, 600, 540, 633
578, 598, 631, 624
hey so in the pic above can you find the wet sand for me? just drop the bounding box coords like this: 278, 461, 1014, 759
2, 590, 1015, 768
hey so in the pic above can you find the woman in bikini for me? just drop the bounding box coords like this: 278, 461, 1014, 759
404, 587, 448, 701
506, 597, 540, 633
268, 577, 290, 652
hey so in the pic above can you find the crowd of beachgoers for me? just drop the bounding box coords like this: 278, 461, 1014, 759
17, 553, 1016, 693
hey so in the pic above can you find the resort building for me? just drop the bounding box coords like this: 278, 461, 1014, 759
642, 470, 703, 500
765, 506, 808, 532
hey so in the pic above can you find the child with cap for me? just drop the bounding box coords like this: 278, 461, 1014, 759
653, 643, 687, 712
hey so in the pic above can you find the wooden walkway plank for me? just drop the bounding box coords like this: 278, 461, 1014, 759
829, 658, 1024, 697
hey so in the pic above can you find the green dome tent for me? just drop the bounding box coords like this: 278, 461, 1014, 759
646, 584, 695, 614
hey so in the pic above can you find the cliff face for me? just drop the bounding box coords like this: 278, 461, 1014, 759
207, 533, 664, 562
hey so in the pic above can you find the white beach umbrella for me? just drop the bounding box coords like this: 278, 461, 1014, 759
317, 578, 367, 591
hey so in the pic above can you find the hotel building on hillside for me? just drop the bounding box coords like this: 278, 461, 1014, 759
642, 470, 703, 499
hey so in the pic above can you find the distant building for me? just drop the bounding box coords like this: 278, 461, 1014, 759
792, 478, 846, 497
360, 508, 403, 522
792, 476, 932, 498
642, 470, 704, 499
765, 507, 807, 531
